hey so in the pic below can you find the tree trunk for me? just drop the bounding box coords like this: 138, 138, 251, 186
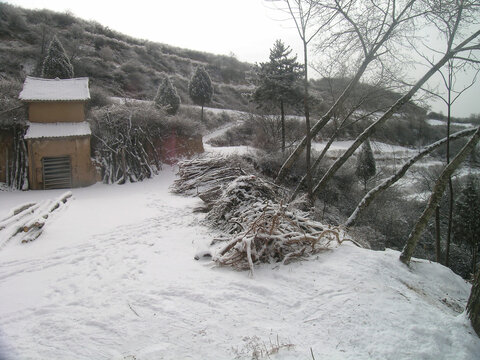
445, 77, 453, 267
344, 128, 476, 227
302, 40, 313, 205
400, 126, 480, 265
473, 242, 478, 276
201, 104, 204, 123
467, 270, 480, 338
435, 206, 442, 263
280, 99, 285, 154
445, 178, 454, 266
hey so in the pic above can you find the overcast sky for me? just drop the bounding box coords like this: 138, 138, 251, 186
7, 0, 480, 117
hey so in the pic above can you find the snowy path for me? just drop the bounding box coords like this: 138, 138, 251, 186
0, 167, 479, 359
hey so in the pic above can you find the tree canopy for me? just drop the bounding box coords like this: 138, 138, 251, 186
252, 39, 302, 108
154, 76, 181, 115
188, 66, 213, 108
41, 35, 74, 79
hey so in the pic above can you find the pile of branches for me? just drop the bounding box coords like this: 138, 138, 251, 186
90, 103, 164, 184
172, 155, 249, 198
214, 201, 349, 274
0, 192, 72, 248
174, 156, 356, 273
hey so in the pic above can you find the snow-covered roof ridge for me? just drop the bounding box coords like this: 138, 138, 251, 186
19, 76, 90, 101
24, 121, 91, 139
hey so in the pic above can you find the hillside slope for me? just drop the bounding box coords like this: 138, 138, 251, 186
0, 3, 252, 110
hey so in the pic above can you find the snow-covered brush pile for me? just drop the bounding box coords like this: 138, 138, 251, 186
172, 155, 248, 198
90, 103, 165, 184
174, 156, 357, 273
0, 191, 71, 248
214, 201, 352, 274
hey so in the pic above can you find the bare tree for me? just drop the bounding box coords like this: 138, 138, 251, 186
274, 0, 421, 183
277, 0, 332, 204
344, 127, 478, 227
400, 125, 480, 265
421, 57, 480, 266
311, 1, 480, 199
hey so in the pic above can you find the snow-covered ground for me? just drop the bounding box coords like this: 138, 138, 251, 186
426, 118, 476, 128
1, 164, 479, 359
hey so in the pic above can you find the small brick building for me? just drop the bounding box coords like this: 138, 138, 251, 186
19, 77, 96, 190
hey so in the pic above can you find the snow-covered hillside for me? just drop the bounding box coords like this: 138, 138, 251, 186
0, 164, 479, 360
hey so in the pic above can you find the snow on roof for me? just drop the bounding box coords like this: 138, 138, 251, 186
19, 76, 90, 101
24, 121, 91, 139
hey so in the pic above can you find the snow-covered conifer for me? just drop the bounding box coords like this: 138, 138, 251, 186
252, 40, 303, 152
154, 76, 181, 115
41, 36, 74, 79
188, 66, 213, 121
355, 139, 376, 190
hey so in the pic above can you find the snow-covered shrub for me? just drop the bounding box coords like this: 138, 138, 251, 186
86, 86, 112, 110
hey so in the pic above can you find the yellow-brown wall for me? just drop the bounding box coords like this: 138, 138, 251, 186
27, 136, 96, 190
28, 101, 86, 123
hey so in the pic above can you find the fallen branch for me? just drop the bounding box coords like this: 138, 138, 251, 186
0, 191, 73, 248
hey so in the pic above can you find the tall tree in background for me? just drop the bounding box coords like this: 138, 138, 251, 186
252, 39, 303, 153
282, 0, 326, 205
355, 139, 376, 191
453, 178, 480, 275
188, 66, 213, 122
154, 76, 181, 115
41, 35, 74, 79
422, 58, 480, 266
400, 126, 480, 265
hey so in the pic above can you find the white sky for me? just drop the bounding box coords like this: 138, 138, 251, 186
7, 0, 480, 117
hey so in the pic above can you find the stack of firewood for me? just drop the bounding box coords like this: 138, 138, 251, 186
174, 156, 359, 274
172, 156, 248, 197
214, 201, 354, 275
0, 192, 72, 248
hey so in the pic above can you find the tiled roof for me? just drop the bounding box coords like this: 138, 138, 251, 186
19, 77, 90, 101
24, 121, 91, 139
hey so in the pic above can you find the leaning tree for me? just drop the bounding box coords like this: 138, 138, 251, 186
188, 66, 213, 122
42, 35, 74, 79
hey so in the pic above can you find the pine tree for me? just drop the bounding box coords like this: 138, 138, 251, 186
154, 76, 181, 115
355, 140, 376, 191
42, 35, 74, 79
252, 40, 303, 153
453, 178, 480, 274
188, 66, 213, 122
